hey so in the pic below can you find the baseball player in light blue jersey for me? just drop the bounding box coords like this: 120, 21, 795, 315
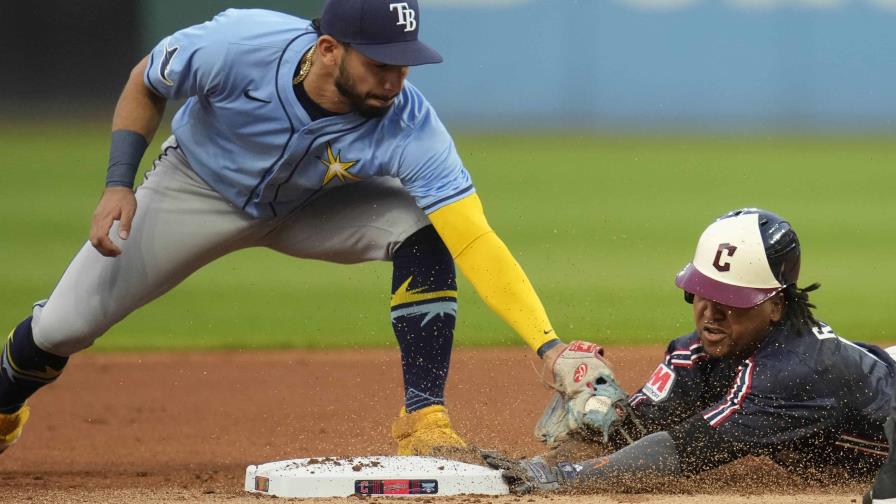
0, 0, 598, 456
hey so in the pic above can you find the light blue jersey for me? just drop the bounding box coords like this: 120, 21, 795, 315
144, 9, 474, 219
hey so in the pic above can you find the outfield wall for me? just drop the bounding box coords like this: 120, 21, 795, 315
3, 0, 894, 131
408, 0, 896, 131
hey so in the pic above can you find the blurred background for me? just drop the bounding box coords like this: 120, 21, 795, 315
1, 0, 893, 351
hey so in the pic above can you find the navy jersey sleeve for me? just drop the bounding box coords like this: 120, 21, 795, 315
626, 336, 711, 434
670, 354, 841, 474
394, 101, 475, 214
144, 10, 237, 99
629, 324, 895, 476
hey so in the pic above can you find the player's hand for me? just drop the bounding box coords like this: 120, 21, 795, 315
90, 186, 137, 257
482, 452, 579, 494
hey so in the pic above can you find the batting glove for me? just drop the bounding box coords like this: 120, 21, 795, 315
482, 452, 580, 494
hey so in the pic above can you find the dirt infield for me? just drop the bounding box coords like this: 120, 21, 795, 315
0, 346, 869, 503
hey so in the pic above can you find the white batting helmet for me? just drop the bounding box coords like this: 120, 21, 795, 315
675, 208, 801, 308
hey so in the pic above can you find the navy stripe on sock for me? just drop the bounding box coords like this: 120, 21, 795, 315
0, 317, 68, 410
392, 226, 456, 414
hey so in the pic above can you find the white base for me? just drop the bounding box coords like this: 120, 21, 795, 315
245, 455, 510, 498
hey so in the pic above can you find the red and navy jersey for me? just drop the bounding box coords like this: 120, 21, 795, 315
627, 321, 896, 477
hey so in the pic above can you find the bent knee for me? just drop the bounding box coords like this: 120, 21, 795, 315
32, 305, 107, 356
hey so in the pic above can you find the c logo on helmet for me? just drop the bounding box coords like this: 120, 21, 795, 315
713, 243, 738, 272
573, 364, 588, 383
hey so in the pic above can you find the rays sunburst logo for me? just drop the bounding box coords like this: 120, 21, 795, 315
319, 143, 361, 187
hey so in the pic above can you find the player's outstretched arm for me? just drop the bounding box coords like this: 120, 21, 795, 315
428, 194, 559, 354
484, 431, 682, 494
90, 56, 166, 257
430, 194, 631, 447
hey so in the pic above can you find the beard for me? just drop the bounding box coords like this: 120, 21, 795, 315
334, 58, 395, 119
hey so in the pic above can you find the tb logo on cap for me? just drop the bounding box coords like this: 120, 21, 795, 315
389, 2, 417, 31
713, 243, 738, 272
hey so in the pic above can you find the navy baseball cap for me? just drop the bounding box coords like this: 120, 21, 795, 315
320, 0, 443, 66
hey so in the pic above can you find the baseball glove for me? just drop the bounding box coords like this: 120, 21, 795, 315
536, 341, 640, 447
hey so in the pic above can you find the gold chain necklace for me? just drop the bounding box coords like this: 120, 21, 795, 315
293, 41, 318, 85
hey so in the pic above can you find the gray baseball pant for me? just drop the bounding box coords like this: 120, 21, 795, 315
31, 137, 429, 356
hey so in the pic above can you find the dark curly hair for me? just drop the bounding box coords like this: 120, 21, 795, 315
781, 282, 822, 332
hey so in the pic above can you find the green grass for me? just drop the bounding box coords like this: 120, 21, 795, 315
1, 121, 894, 350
